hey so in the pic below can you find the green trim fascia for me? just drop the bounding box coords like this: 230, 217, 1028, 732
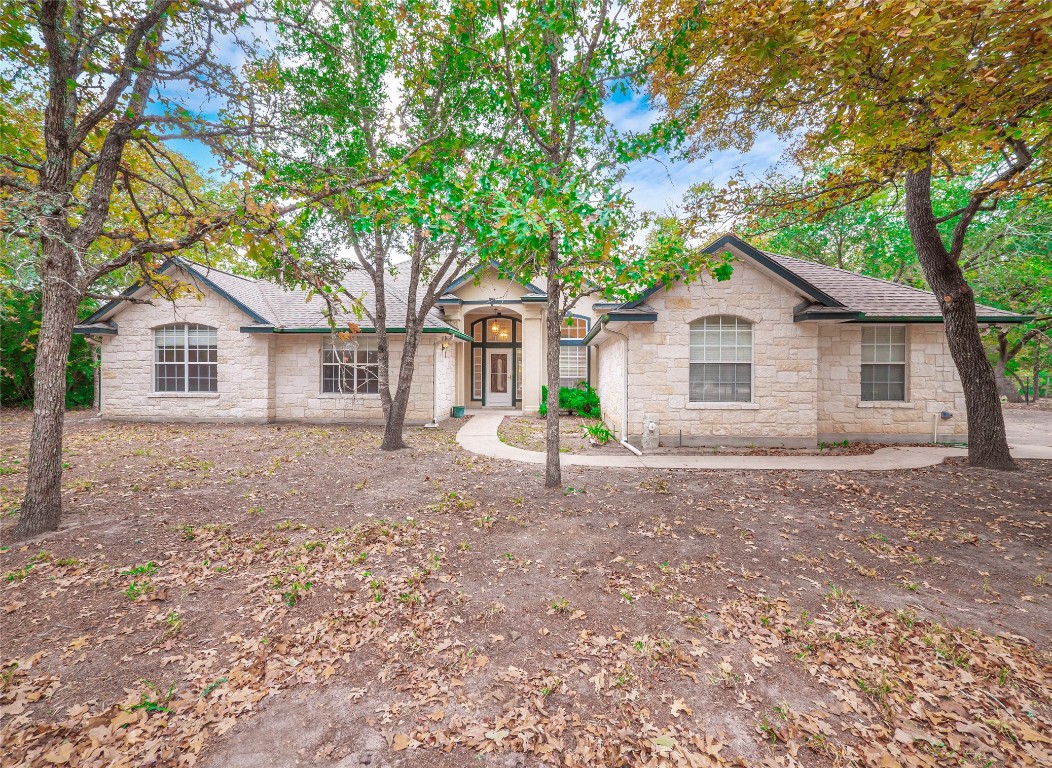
793, 310, 864, 323
73, 324, 118, 335
581, 312, 658, 344
244, 326, 472, 342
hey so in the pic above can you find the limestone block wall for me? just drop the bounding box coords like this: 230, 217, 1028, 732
99, 280, 273, 422
594, 336, 626, 439
623, 260, 820, 448
435, 341, 458, 419
273, 334, 444, 424
817, 324, 968, 442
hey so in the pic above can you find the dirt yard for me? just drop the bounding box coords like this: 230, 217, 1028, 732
1, 411, 1050, 768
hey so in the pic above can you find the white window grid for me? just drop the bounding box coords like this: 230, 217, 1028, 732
558, 346, 588, 389
861, 326, 907, 401
322, 337, 380, 394
154, 324, 217, 393
688, 316, 753, 402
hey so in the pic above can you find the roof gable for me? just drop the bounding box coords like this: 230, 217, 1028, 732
620, 234, 1026, 323
78, 260, 468, 336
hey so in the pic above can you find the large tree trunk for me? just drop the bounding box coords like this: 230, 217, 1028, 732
544, 236, 563, 489
380, 325, 423, 451
17, 253, 80, 538
903, 167, 1016, 470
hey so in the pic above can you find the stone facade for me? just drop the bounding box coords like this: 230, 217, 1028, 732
816, 324, 967, 442
99, 282, 275, 422
593, 259, 969, 447
594, 335, 625, 439
95, 258, 972, 441
98, 273, 458, 424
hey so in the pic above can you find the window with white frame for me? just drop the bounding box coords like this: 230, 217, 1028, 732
558, 346, 588, 389
558, 316, 589, 389
688, 316, 752, 402
561, 317, 588, 340
154, 324, 218, 393
322, 337, 380, 394
861, 326, 906, 401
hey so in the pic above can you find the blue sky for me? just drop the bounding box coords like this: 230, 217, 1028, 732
603, 88, 787, 216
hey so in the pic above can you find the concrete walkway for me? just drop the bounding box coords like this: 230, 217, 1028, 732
456, 411, 1052, 471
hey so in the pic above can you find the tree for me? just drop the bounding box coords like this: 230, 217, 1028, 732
644, 0, 1052, 469
251, 0, 499, 451
0, 0, 264, 537
484, 0, 699, 488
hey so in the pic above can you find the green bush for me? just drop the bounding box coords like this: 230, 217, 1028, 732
560, 383, 600, 417
538, 383, 601, 418
0, 291, 96, 408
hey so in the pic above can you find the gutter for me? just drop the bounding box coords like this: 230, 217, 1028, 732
238, 326, 473, 342
595, 318, 642, 457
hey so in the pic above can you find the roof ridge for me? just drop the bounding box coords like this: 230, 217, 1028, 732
176, 257, 258, 283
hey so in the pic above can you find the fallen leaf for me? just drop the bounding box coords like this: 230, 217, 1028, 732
43, 742, 75, 764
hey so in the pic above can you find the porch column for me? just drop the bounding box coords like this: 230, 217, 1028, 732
443, 308, 468, 408
520, 305, 544, 414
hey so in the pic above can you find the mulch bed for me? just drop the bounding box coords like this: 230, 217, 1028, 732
1, 410, 1050, 768
497, 414, 941, 456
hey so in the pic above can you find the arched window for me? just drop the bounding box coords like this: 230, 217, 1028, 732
560, 317, 588, 340
154, 324, 218, 393
558, 316, 589, 389
688, 316, 752, 402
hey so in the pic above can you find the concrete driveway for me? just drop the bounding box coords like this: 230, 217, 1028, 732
1003, 407, 1052, 448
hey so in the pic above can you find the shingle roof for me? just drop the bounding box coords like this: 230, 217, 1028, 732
78, 259, 468, 337
761, 251, 1022, 321
615, 234, 1027, 323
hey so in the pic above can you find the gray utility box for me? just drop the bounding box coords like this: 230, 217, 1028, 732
641, 416, 660, 452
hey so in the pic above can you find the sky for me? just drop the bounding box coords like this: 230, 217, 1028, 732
163, 55, 788, 221
603, 89, 787, 217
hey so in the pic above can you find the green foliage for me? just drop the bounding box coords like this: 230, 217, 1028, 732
584, 421, 615, 445
0, 290, 95, 408
539, 384, 601, 418
559, 384, 601, 418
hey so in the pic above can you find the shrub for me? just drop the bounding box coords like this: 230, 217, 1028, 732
560, 383, 600, 417
539, 383, 601, 418
584, 421, 614, 444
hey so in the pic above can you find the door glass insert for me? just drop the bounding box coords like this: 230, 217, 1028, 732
490, 353, 508, 393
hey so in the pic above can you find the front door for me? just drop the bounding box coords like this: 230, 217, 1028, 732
486, 349, 513, 407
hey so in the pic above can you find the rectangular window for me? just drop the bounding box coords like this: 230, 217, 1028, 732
861, 326, 907, 401
472, 347, 483, 399
688, 316, 752, 402
322, 337, 379, 394
154, 324, 217, 393
558, 346, 588, 389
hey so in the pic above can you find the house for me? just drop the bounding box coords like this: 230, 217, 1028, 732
74, 235, 1027, 447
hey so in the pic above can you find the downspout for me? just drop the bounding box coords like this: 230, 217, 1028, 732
602, 322, 642, 457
